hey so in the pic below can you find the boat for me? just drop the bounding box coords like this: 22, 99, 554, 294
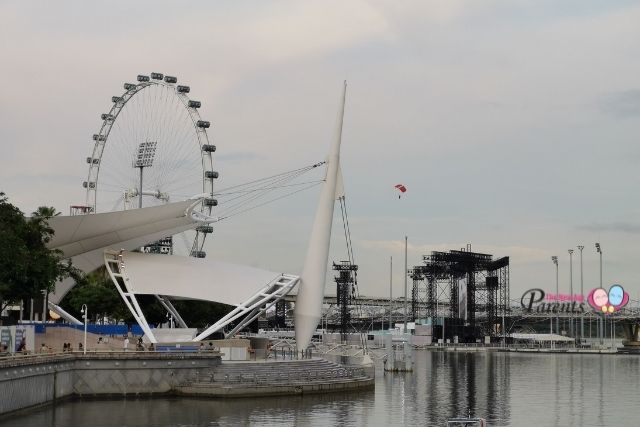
446, 415, 487, 426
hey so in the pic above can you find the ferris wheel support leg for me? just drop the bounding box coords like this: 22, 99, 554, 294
155, 295, 188, 328
104, 250, 158, 343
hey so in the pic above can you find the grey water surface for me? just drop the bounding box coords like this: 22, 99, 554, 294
3, 351, 638, 427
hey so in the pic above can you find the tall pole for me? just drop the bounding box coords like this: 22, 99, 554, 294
138, 166, 143, 208
552, 256, 558, 335
389, 256, 393, 331
81, 304, 88, 355
596, 243, 603, 345
577, 245, 584, 342
403, 236, 408, 334
568, 249, 574, 338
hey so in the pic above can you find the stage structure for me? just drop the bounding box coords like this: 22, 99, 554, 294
333, 261, 358, 341
410, 245, 509, 342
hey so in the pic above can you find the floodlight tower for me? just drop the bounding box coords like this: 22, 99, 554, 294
551, 256, 558, 334
577, 245, 585, 341
568, 249, 574, 337
133, 141, 157, 208
596, 242, 603, 344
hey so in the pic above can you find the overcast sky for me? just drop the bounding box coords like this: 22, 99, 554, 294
2, 1, 640, 301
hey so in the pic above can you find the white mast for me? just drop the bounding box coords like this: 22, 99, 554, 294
295, 81, 347, 352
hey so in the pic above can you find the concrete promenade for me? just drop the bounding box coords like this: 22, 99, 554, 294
0, 352, 374, 416
0, 351, 221, 415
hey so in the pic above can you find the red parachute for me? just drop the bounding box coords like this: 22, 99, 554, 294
394, 184, 407, 199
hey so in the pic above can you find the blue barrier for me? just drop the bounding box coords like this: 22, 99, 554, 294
26, 323, 150, 336
155, 345, 199, 352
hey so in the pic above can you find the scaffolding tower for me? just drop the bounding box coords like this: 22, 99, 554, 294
332, 261, 358, 342
410, 245, 509, 342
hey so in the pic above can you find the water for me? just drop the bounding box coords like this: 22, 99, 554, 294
3, 351, 639, 426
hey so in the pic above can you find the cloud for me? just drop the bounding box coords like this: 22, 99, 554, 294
598, 90, 640, 118
577, 221, 640, 234
216, 152, 263, 162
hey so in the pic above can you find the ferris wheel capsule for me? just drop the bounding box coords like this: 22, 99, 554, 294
177, 85, 190, 93
150, 72, 163, 80
188, 100, 201, 108
124, 83, 136, 90
137, 75, 150, 82
204, 197, 218, 207
164, 75, 177, 84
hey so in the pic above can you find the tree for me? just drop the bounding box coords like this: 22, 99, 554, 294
0, 192, 78, 315
61, 268, 130, 323
172, 300, 233, 329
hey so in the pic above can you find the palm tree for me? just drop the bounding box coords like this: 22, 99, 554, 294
32, 206, 61, 219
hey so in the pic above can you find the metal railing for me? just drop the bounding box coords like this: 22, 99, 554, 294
196, 367, 367, 384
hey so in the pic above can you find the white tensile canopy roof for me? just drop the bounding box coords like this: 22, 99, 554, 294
119, 251, 282, 306
47, 198, 213, 303
104, 250, 299, 343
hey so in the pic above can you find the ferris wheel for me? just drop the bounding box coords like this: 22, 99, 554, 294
83, 72, 218, 257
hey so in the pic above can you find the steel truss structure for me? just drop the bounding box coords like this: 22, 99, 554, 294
332, 261, 358, 341
104, 250, 299, 343
410, 247, 509, 341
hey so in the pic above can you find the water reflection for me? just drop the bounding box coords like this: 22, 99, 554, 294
3, 352, 640, 426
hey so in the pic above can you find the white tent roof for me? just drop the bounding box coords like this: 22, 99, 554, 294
119, 251, 283, 306
48, 199, 200, 258
47, 198, 214, 303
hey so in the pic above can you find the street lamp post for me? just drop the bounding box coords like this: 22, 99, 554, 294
389, 256, 393, 331
577, 245, 585, 343
80, 304, 88, 355
568, 249, 574, 338
596, 243, 603, 345
552, 256, 558, 335
403, 236, 408, 335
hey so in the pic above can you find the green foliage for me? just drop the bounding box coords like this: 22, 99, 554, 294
0, 192, 78, 312
172, 300, 233, 329
61, 268, 131, 323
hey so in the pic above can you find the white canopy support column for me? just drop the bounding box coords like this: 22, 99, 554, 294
104, 250, 158, 343
155, 295, 188, 329
48, 302, 83, 326
295, 81, 347, 352
193, 274, 299, 341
